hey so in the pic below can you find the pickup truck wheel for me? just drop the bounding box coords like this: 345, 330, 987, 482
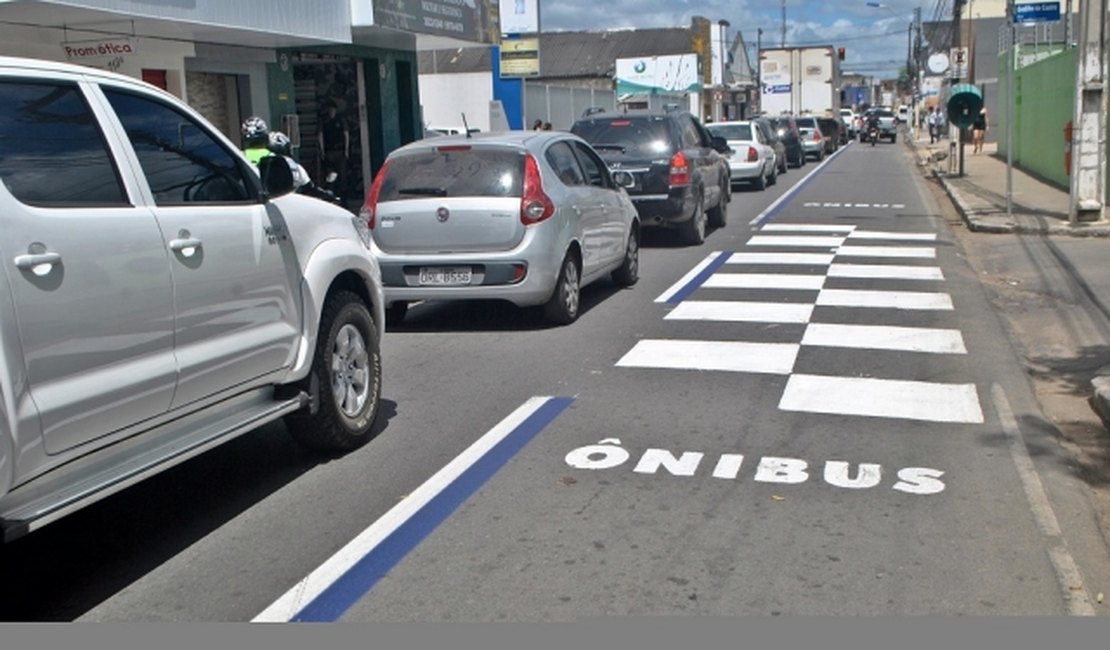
680, 192, 707, 245
611, 225, 640, 287
286, 290, 381, 451
544, 253, 581, 324
890, 133, 897, 143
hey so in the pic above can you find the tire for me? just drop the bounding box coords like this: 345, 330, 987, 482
611, 225, 640, 287
286, 290, 381, 452
779, 155, 787, 174
752, 167, 767, 191
385, 302, 408, 326
679, 192, 707, 245
769, 163, 779, 186
707, 179, 729, 228
543, 253, 581, 325
890, 133, 897, 144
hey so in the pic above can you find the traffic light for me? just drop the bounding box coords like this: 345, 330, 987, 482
837, 47, 845, 61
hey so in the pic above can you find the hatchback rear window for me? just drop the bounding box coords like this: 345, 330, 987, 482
377, 148, 523, 201
571, 117, 672, 158
706, 124, 753, 141
794, 117, 818, 129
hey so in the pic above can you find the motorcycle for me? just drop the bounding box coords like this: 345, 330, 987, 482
868, 125, 879, 147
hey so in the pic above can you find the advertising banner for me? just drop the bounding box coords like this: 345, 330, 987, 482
615, 54, 700, 95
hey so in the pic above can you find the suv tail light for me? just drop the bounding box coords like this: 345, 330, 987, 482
746, 146, 758, 162
359, 159, 392, 229
669, 151, 691, 186
521, 153, 554, 225
812, 131, 822, 142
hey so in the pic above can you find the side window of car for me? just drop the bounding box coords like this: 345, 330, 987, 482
102, 88, 254, 206
570, 141, 611, 189
680, 118, 702, 148
0, 79, 128, 207
545, 141, 586, 187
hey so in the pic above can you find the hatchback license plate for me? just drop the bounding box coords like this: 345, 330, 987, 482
419, 267, 472, 286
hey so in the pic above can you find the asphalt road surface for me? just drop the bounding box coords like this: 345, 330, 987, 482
4, 139, 1109, 621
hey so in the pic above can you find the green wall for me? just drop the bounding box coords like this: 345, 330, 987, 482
1001, 47, 1076, 188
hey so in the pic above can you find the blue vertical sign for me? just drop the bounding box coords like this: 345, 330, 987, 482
491, 46, 525, 130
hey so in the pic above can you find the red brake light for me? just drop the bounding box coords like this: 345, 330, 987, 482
435, 145, 472, 152
812, 131, 822, 142
669, 151, 691, 186
747, 146, 759, 162
609, 120, 632, 127
521, 153, 554, 225
360, 159, 391, 229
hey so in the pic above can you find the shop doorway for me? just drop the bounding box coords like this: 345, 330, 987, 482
292, 55, 367, 210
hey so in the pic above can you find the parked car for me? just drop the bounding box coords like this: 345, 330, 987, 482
705, 120, 778, 190
840, 108, 858, 139
364, 131, 641, 325
793, 115, 828, 161
570, 109, 731, 245
0, 56, 385, 542
751, 116, 788, 174
816, 115, 845, 148
767, 115, 807, 169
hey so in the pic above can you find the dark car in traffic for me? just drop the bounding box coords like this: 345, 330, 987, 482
766, 115, 807, 169
570, 109, 732, 245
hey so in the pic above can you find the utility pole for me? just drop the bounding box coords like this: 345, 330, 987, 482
757, 28, 763, 114
1069, 0, 1108, 221
952, 0, 965, 176
912, 7, 922, 139
781, 0, 786, 47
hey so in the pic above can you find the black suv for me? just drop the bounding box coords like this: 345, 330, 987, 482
570, 110, 731, 245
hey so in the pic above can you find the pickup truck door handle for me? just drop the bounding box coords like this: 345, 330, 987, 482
169, 237, 203, 257
14, 252, 62, 270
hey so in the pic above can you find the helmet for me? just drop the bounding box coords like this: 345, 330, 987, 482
241, 116, 269, 146
268, 130, 292, 156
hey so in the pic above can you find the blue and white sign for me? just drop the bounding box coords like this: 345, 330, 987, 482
1014, 2, 1061, 24
764, 84, 791, 94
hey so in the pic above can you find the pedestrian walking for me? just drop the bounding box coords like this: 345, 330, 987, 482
318, 101, 350, 200
972, 107, 987, 154
926, 106, 938, 144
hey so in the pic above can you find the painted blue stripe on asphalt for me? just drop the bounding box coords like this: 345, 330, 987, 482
665, 251, 733, 304
751, 142, 852, 229
290, 396, 575, 622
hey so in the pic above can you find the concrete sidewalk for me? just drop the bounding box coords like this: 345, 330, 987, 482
910, 131, 1110, 236
907, 130, 1110, 433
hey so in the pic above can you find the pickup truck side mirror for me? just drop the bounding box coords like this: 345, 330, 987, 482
258, 156, 295, 198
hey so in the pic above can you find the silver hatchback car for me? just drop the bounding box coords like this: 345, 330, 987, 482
364, 131, 641, 325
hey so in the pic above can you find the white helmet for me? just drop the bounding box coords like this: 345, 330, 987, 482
268, 130, 292, 156
241, 116, 269, 146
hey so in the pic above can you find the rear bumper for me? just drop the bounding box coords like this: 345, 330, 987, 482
629, 189, 696, 227
726, 160, 765, 182
371, 225, 567, 307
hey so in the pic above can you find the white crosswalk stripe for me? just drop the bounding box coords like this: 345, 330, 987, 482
620, 222, 982, 424
779, 374, 984, 423
617, 340, 799, 375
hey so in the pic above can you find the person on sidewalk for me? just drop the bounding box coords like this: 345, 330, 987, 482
972, 107, 987, 154
926, 106, 938, 144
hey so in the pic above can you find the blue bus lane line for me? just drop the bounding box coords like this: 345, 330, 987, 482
749, 141, 851, 229
253, 395, 575, 623
657, 144, 850, 305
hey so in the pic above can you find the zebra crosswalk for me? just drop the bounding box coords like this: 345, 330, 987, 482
619, 222, 984, 424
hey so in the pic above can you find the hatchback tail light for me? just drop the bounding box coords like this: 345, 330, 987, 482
669, 151, 691, 186
812, 131, 822, 142
746, 146, 759, 162
521, 153, 554, 225
359, 159, 391, 229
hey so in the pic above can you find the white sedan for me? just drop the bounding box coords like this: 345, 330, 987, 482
706, 121, 778, 190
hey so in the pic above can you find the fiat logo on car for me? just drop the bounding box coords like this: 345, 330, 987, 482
436, 206, 450, 223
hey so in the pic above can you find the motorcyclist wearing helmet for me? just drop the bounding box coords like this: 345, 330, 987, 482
863, 111, 881, 142
267, 129, 345, 208
241, 116, 271, 165
267, 130, 311, 188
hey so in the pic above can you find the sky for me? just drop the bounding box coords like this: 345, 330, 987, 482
536, 0, 968, 81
